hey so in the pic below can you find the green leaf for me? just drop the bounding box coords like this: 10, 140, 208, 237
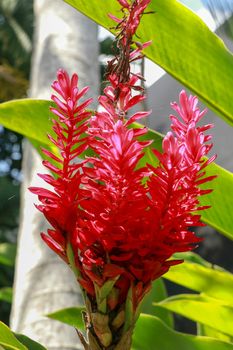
132, 314, 233, 350
0, 98, 232, 239
47, 307, 85, 330
14, 335, 47, 350
0, 322, 26, 350
198, 323, 232, 343
64, 0, 233, 126
0, 99, 51, 145
0, 243, 16, 267
155, 294, 233, 337
198, 163, 233, 240
140, 278, 174, 328
0, 287, 13, 303
164, 261, 233, 304
173, 251, 225, 271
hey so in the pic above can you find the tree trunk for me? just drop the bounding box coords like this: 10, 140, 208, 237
10, 1, 99, 349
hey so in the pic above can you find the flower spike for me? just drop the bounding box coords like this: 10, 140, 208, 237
31, 1, 216, 349
30, 69, 92, 263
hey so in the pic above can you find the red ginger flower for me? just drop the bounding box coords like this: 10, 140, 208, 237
30, 69, 92, 263
76, 88, 152, 303
31, 70, 216, 348
147, 90, 217, 268
74, 89, 216, 311
30, 1, 216, 349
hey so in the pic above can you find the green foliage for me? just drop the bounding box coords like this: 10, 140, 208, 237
0, 321, 47, 350
173, 251, 231, 271
0, 321, 26, 350
198, 323, 232, 343
0, 321, 46, 350
46, 307, 233, 349
164, 259, 233, 304
161, 256, 233, 343
0, 242, 16, 323
0, 0, 33, 73
0, 288, 12, 303
64, 0, 233, 126
140, 278, 174, 328
0, 243, 16, 267
47, 307, 85, 330
132, 314, 233, 350
0, 100, 52, 146
14, 334, 47, 350
155, 294, 233, 337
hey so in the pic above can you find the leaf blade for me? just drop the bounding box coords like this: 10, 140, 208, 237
47, 307, 85, 330
0, 322, 27, 350
155, 294, 233, 337
132, 314, 233, 350
164, 261, 233, 304
64, 0, 233, 126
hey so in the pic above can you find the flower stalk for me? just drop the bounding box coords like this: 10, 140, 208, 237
31, 0, 216, 349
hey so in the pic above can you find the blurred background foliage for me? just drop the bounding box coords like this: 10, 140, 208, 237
0, 0, 33, 325
0, 0, 233, 337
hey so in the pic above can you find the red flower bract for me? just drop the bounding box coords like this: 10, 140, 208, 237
30, 69, 92, 263
72, 88, 216, 309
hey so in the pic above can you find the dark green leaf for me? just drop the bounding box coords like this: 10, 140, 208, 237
0, 243, 16, 267
0, 287, 12, 303
14, 334, 47, 350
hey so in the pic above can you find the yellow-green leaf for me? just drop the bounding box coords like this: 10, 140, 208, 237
164, 261, 233, 304
132, 314, 233, 350
155, 294, 233, 337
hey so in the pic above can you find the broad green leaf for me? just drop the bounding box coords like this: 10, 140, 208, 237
0, 98, 232, 239
198, 323, 232, 343
132, 314, 233, 350
198, 163, 233, 239
164, 261, 233, 304
173, 251, 225, 271
14, 335, 47, 350
0, 322, 26, 350
0, 243, 16, 267
64, 0, 233, 127
0, 287, 13, 303
155, 294, 233, 337
0, 99, 51, 145
47, 307, 85, 330
140, 278, 174, 328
